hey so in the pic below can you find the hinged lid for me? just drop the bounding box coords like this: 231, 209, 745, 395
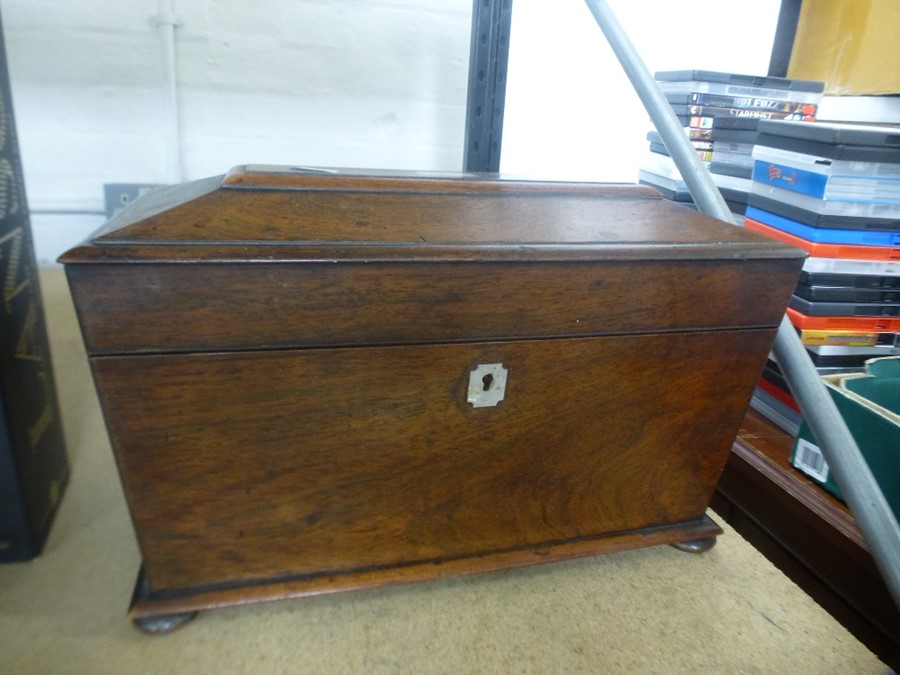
60, 167, 807, 354
61, 166, 804, 265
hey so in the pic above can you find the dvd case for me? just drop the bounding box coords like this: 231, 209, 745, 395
710, 162, 753, 180
794, 283, 900, 303
789, 295, 900, 317
670, 104, 813, 122
749, 387, 801, 436
797, 328, 883, 346
649, 143, 714, 163
745, 217, 900, 261
638, 171, 692, 202
647, 72, 824, 215
654, 70, 824, 103
646, 131, 713, 151
802, 256, 900, 276
750, 158, 900, 202
755, 120, 900, 164
799, 270, 900, 289
754, 145, 900, 180
786, 307, 900, 331
710, 129, 760, 145
748, 193, 900, 231
711, 117, 762, 132
712, 172, 752, 194
750, 183, 900, 219
804, 344, 900, 367
665, 91, 818, 114
757, 119, 900, 150
712, 141, 755, 155
746, 206, 900, 246
718, 186, 750, 206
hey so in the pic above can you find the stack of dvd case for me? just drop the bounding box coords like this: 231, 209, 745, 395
743, 119, 900, 429
640, 71, 824, 223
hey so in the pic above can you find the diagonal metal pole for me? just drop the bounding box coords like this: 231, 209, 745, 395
582, 0, 900, 610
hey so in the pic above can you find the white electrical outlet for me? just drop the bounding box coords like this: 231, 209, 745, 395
103, 183, 164, 218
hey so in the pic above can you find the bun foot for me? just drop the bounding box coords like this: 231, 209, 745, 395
132, 611, 198, 634
129, 565, 197, 634
670, 536, 717, 554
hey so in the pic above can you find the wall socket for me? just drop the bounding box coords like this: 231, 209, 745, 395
103, 183, 164, 218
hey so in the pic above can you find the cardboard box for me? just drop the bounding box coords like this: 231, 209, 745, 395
788, 0, 900, 95
791, 356, 900, 521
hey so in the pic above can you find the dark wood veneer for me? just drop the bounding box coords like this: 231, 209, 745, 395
61, 168, 805, 628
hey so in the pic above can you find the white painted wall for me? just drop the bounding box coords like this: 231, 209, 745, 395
3, 0, 782, 266
4, 0, 473, 264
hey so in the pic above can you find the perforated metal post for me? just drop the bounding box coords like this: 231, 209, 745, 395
582, 0, 900, 610
463, 0, 513, 172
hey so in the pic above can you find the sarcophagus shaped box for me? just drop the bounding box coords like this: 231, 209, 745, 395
60, 167, 804, 630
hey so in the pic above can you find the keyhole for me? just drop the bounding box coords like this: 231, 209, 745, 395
482, 373, 494, 391
467, 363, 507, 408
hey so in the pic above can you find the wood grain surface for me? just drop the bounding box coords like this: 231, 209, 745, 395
62, 169, 805, 618
61, 168, 803, 259
66, 259, 801, 354
92, 330, 774, 593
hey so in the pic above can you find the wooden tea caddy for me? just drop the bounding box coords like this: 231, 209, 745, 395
60, 167, 804, 631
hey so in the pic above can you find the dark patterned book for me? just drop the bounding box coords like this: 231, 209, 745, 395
0, 9, 69, 562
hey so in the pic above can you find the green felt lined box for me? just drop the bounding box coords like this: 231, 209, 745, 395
791, 356, 900, 521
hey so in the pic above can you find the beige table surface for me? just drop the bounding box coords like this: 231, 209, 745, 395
0, 269, 888, 674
